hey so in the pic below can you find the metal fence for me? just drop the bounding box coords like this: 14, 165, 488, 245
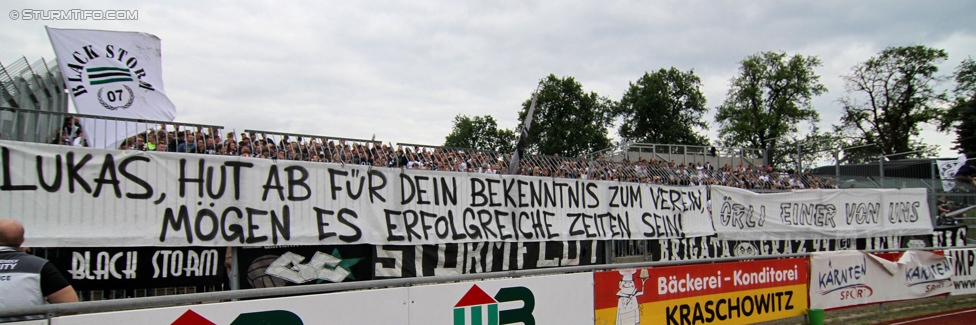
240, 128, 379, 163
0, 56, 66, 113
588, 142, 766, 170
0, 106, 224, 150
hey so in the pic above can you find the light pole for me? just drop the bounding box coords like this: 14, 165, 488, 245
796, 140, 801, 173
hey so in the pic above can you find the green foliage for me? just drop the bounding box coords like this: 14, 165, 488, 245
942, 57, 976, 156
827, 124, 885, 164
799, 130, 843, 168
443, 114, 515, 152
516, 74, 614, 156
948, 100, 976, 157
714, 51, 826, 167
615, 67, 709, 146
955, 57, 976, 100
838, 45, 948, 160
439, 46, 963, 164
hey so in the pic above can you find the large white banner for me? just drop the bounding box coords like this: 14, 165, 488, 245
809, 250, 952, 310
47, 27, 177, 149
711, 185, 933, 240
0, 141, 714, 247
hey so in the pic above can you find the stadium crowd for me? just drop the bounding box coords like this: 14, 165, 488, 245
50, 119, 849, 191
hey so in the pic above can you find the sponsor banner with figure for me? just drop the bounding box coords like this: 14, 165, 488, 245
373, 240, 604, 278
46, 247, 225, 290
236, 245, 372, 289
809, 250, 952, 310
711, 185, 933, 240
594, 258, 808, 325
0, 141, 714, 247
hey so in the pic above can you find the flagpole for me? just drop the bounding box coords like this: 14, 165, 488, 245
507, 83, 542, 175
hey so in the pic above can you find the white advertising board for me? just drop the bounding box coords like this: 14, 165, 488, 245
49, 287, 409, 325
0, 320, 48, 325
407, 273, 593, 325
945, 248, 976, 295
809, 250, 952, 310
48, 273, 593, 325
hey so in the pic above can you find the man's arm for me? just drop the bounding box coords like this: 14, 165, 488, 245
46, 286, 79, 303
40, 262, 78, 303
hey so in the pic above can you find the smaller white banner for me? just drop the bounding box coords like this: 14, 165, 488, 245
810, 250, 952, 310
711, 185, 933, 240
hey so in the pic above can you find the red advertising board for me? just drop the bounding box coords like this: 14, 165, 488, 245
594, 258, 808, 325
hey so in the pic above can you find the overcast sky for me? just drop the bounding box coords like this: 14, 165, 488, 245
3, 1, 975, 157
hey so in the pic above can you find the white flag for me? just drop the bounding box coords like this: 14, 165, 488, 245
46, 27, 176, 149
937, 154, 967, 192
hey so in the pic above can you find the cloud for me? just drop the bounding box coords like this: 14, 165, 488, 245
1, 0, 974, 156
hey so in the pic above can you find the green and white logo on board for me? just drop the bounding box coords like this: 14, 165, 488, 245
453, 284, 536, 325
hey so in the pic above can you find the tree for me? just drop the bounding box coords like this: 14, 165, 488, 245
828, 124, 885, 164
941, 57, 976, 157
947, 100, 976, 157
774, 127, 851, 171
838, 45, 949, 160
515, 74, 614, 156
443, 114, 515, 152
615, 67, 709, 146
714, 51, 826, 168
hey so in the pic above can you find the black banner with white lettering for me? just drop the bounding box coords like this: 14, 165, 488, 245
236, 245, 373, 289
47, 247, 226, 290
373, 240, 604, 278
